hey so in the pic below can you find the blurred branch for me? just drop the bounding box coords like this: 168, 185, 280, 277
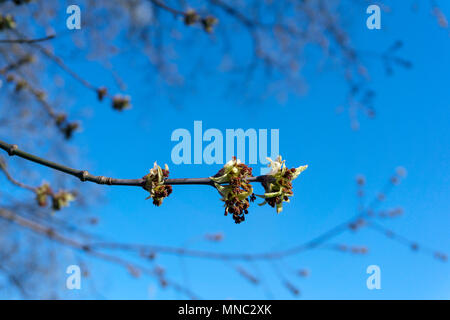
208, 0, 255, 27
0, 34, 55, 44
0, 72, 79, 139
9, 30, 125, 108
90, 219, 354, 260
0, 156, 36, 192
367, 221, 448, 262
0, 264, 29, 298
12, 29, 100, 93
0, 208, 198, 299
148, 0, 186, 17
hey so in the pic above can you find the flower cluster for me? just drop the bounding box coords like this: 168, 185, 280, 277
184, 10, 200, 25
35, 183, 52, 207
52, 190, 76, 211
35, 183, 75, 211
201, 16, 218, 33
183, 9, 218, 33
112, 94, 131, 111
211, 157, 254, 224
0, 14, 16, 30
209, 156, 307, 223
61, 123, 79, 139
97, 87, 108, 101
143, 162, 172, 206
257, 156, 308, 213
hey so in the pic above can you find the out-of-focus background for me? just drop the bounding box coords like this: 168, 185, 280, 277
0, 0, 448, 299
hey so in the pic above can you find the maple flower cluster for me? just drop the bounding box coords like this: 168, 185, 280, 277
140, 156, 307, 224
143, 162, 173, 206
257, 156, 308, 213
35, 183, 76, 211
210, 157, 255, 224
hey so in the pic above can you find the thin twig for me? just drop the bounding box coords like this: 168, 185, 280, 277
149, 0, 186, 17
0, 35, 55, 44
367, 221, 448, 262
0, 157, 36, 192
90, 219, 354, 260
11, 30, 102, 94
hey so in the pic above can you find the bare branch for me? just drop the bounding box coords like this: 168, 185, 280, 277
0, 140, 267, 187
0, 34, 55, 44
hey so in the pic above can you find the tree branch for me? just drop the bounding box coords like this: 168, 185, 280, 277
0, 140, 266, 187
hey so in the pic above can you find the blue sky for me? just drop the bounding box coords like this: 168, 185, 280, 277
6, 2, 449, 299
